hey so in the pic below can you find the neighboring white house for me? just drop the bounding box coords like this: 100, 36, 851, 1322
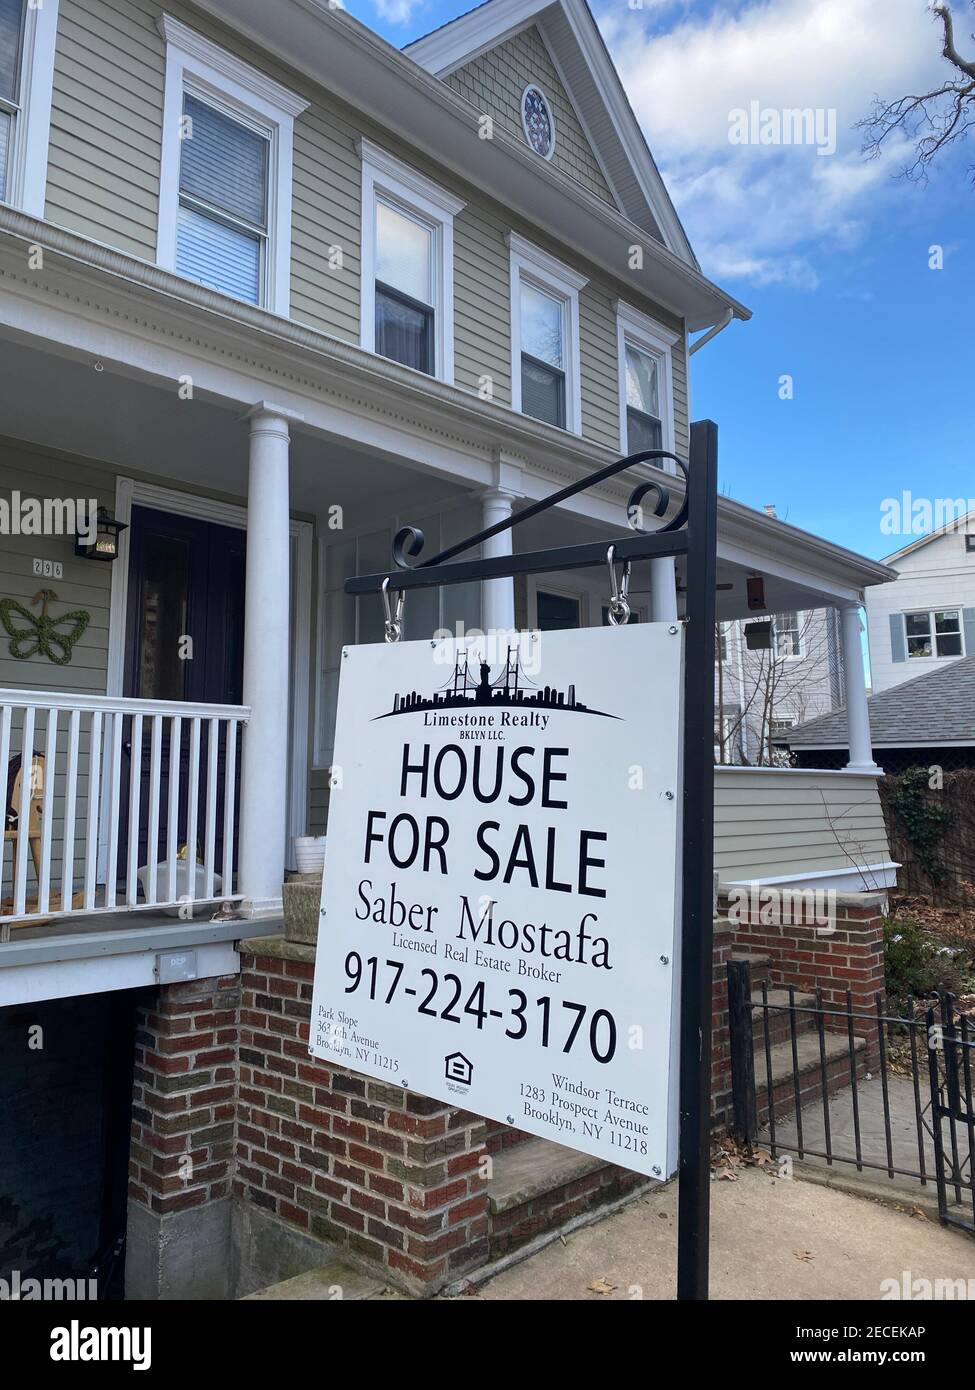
715, 607, 844, 764
866, 512, 975, 694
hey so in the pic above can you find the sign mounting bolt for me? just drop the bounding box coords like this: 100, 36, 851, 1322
668, 625, 679, 634
506, 1115, 515, 1124
660, 955, 669, 965
665, 790, 674, 800
653, 1166, 661, 1176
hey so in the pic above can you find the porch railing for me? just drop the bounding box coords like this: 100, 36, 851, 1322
0, 688, 250, 929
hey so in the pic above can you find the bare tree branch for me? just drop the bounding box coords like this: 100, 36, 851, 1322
858, 1, 975, 184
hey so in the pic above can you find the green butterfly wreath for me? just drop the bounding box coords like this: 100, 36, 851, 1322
0, 589, 90, 666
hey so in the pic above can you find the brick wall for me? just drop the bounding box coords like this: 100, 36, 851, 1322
235, 940, 490, 1295
128, 975, 239, 1220
723, 890, 886, 1052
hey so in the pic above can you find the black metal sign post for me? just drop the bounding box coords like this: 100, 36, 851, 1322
346, 419, 718, 1301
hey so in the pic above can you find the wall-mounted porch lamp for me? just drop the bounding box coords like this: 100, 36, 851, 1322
75, 507, 127, 562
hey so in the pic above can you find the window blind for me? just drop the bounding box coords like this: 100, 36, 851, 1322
177, 94, 269, 304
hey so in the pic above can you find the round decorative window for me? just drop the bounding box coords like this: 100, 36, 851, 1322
521, 84, 555, 161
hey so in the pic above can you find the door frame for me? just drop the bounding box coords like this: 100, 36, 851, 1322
105, 477, 313, 868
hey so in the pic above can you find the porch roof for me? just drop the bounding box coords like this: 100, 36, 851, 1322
0, 208, 891, 611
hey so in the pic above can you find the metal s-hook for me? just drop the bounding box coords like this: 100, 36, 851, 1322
381, 576, 406, 643
606, 544, 631, 626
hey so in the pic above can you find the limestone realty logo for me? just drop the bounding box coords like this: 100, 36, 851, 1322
379, 646, 620, 721
445, 1051, 474, 1088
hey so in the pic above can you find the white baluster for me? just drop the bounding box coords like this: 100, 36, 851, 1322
83, 710, 102, 912
146, 714, 163, 906
166, 716, 182, 904
105, 711, 123, 911
61, 708, 80, 912
38, 708, 58, 915
125, 712, 144, 908
222, 719, 238, 894
13, 705, 35, 917
0, 704, 12, 913
203, 717, 219, 900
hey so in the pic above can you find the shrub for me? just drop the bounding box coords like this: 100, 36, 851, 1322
884, 917, 974, 1015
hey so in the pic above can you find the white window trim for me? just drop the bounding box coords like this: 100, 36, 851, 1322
156, 15, 307, 316
615, 300, 678, 457
508, 231, 586, 435
3, 0, 59, 216
903, 608, 965, 660
359, 138, 464, 383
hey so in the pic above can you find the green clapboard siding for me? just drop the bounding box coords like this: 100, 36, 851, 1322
713, 769, 891, 884
46, 0, 687, 446
0, 440, 116, 696
446, 24, 615, 208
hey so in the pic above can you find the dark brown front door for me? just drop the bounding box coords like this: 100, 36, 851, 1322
120, 507, 246, 892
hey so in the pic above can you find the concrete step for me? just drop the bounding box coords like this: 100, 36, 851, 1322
754, 1031, 867, 1124
730, 949, 772, 986
486, 1137, 644, 1260
242, 1258, 409, 1300
752, 989, 817, 1047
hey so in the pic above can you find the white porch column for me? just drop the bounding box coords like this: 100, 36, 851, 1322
839, 602, 879, 772
650, 557, 679, 623
238, 403, 300, 917
481, 487, 517, 634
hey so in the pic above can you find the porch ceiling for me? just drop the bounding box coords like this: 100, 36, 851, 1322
0, 332, 893, 610
0, 337, 470, 524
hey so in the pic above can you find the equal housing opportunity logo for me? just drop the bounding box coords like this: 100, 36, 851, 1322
0, 491, 99, 544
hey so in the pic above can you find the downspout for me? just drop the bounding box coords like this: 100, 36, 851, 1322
689, 308, 735, 356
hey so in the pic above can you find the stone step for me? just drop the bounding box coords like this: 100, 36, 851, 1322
486, 1137, 644, 1260
242, 1258, 409, 1300
730, 949, 772, 985
752, 989, 817, 1046
754, 1031, 867, 1123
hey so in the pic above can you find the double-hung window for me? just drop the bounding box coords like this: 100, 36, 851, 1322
360, 140, 463, 382
773, 610, 802, 658
0, 0, 25, 203
176, 94, 269, 306
616, 301, 678, 457
0, 0, 57, 214
904, 609, 963, 659
157, 16, 307, 314
375, 198, 436, 375
509, 233, 586, 433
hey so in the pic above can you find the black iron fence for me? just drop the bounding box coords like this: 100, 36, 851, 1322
726, 960, 973, 1233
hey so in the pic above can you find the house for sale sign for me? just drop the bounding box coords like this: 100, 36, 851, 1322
309, 623, 683, 1178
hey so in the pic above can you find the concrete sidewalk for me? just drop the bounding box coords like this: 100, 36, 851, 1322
456, 1165, 975, 1301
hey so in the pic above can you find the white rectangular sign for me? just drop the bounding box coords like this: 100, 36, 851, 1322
310, 624, 683, 1178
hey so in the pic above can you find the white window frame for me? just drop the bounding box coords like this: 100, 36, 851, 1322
1, 0, 59, 215
772, 610, 803, 660
359, 139, 464, 383
903, 608, 965, 660
156, 15, 307, 315
508, 231, 586, 435
615, 301, 678, 457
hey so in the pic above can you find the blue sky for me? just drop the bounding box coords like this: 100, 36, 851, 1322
349, 0, 974, 562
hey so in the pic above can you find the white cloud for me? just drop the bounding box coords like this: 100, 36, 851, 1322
373, 0, 422, 23
597, 0, 950, 289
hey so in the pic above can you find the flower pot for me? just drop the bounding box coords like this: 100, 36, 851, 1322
294, 835, 327, 875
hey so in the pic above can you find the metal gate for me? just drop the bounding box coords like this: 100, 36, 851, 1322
927, 997, 975, 1233
727, 960, 974, 1232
